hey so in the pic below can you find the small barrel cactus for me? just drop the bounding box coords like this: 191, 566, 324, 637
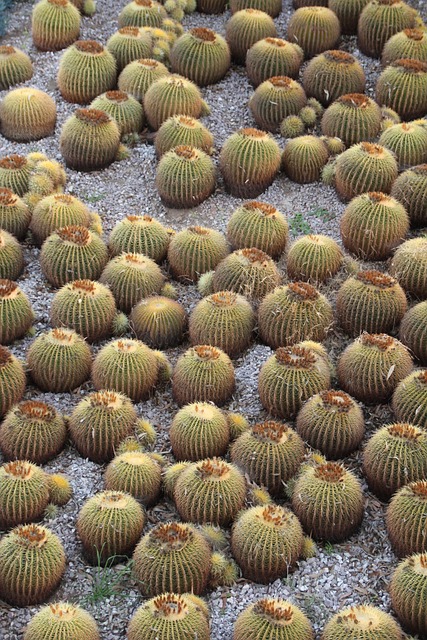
130, 296, 187, 348
282, 134, 329, 183
144, 74, 209, 130
0, 45, 33, 90
23, 603, 100, 640
230, 0, 282, 17
391, 164, 427, 227
0, 460, 50, 529
0, 87, 57, 142
0, 154, 30, 197
119, 0, 167, 28
234, 599, 314, 640
383, 27, 427, 66
168, 226, 228, 282
163, 461, 192, 498
48, 474, 73, 506
197, 0, 226, 12
227, 201, 288, 258
389, 237, 427, 299
399, 301, 427, 364
170, 27, 230, 86
322, 605, 403, 640
286, 234, 343, 283
109, 214, 170, 260
0, 279, 33, 345
90, 90, 144, 135
329, 0, 371, 34
225, 9, 277, 64
376, 58, 427, 120
334, 142, 399, 200
0, 345, 26, 417
302, 50, 366, 106
169, 402, 230, 461
387, 480, 427, 556
0, 230, 23, 281
246, 38, 303, 86
287, 7, 341, 58
30, 194, 91, 246
249, 76, 307, 133
106, 26, 154, 72
212, 248, 281, 300
321, 93, 382, 147
379, 122, 427, 168
392, 369, 427, 428
390, 553, 427, 637
155, 115, 213, 158
358, 0, 416, 58
0, 188, 31, 240
32, 0, 81, 51
118, 58, 169, 101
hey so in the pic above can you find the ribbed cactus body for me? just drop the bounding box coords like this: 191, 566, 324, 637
303, 51, 366, 106
399, 302, 427, 364
30, 194, 90, 246
24, 603, 100, 640
0, 87, 54, 143
336, 143, 398, 202
170, 403, 230, 461
379, 122, 427, 168
249, 76, 307, 133
383, 28, 427, 65
0, 461, 49, 529
225, 9, 277, 64
144, 74, 209, 130
0, 155, 30, 197
230, 0, 281, 17
286, 234, 343, 283
392, 370, 427, 429
387, 481, 427, 556
0, 280, 34, 345
118, 58, 169, 101
0, 45, 33, 90
109, 214, 170, 260
90, 90, 144, 135
119, 0, 167, 28
231, 504, 304, 582
212, 248, 281, 300
391, 553, 427, 637
376, 59, 427, 120
227, 201, 288, 258
130, 296, 187, 348
107, 27, 153, 71
168, 226, 229, 282
155, 115, 213, 158
0, 346, 26, 417
163, 462, 191, 498
391, 164, 427, 227
246, 38, 303, 86
282, 135, 329, 183
234, 599, 314, 640
105, 452, 161, 505
49, 474, 73, 505
321, 94, 382, 147
170, 28, 230, 86
329, 0, 370, 34
389, 237, 427, 298
197, 0, 226, 12
32, 0, 81, 51
287, 7, 341, 58
0, 230, 23, 280
321, 605, 403, 640
0, 188, 31, 239
358, 0, 416, 58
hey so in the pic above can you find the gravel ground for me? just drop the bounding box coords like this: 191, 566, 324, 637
0, 0, 426, 638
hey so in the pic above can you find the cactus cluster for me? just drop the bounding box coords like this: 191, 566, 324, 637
107, 26, 154, 71
212, 248, 281, 300
249, 76, 307, 133
358, 0, 416, 58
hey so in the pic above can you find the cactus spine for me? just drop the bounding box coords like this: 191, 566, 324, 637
246, 38, 303, 86
390, 553, 427, 637
24, 603, 100, 640
0, 280, 34, 345
0, 188, 31, 240
0, 461, 50, 529
170, 403, 230, 461
212, 248, 281, 300
389, 237, 427, 299
0, 45, 33, 90
249, 76, 307, 133
392, 370, 427, 429
322, 605, 403, 640
233, 599, 314, 640
170, 27, 230, 86
118, 58, 169, 101
302, 50, 366, 106
105, 452, 162, 505
227, 201, 289, 258
286, 234, 343, 283
32, 0, 81, 51
387, 481, 427, 556
376, 59, 427, 120
0, 87, 57, 142
0, 345, 26, 417
287, 7, 341, 58
225, 9, 277, 64
321, 94, 382, 147
90, 90, 144, 135
107, 27, 154, 72
168, 226, 229, 282
334, 143, 399, 201
128, 594, 210, 640
379, 122, 427, 168
144, 74, 209, 130
0, 155, 30, 197
282, 135, 329, 183
391, 164, 427, 227
382, 28, 427, 65
399, 301, 427, 364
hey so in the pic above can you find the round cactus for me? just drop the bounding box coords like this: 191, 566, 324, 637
0, 524, 66, 606
219, 128, 281, 198
258, 282, 333, 349
292, 461, 364, 541
92, 339, 159, 401
392, 369, 427, 429
0, 346, 26, 418
170, 28, 230, 86
172, 345, 235, 407
174, 457, 246, 525
0, 230, 23, 280
77, 490, 145, 564
227, 201, 288, 259
0, 461, 50, 530
168, 226, 228, 283
231, 504, 304, 582
189, 291, 255, 356
234, 598, 314, 640
390, 553, 427, 637
163, 461, 191, 498
335, 143, 399, 200
0, 155, 30, 197
391, 164, 427, 227
227, 412, 250, 441
328, 0, 370, 34
281, 114, 307, 138
118, 58, 169, 101
320, 135, 345, 155
90, 90, 144, 135
24, 603, 100, 640
0, 87, 56, 141
387, 480, 427, 556
128, 593, 210, 640
0, 188, 31, 240
212, 248, 281, 300
130, 296, 187, 348
321, 94, 382, 147
230, 0, 281, 17
32, 0, 81, 51
109, 214, 170, 261
105, 451, 162, 505
340, 192, 409, 260
119, 0, 167, 28
225, 9, 277, 64
358, 0, 416, 58
100, 252, 165, 312
363, 422, 427, 499
249, 76, 307, 133
27, 328, 92, 393
302, 51, 366, 106
40, 225, 108, 287
48, 474, 73, 506
0, 280, 33, 345
155, 115, 213, 159
107, 27, 154, 72
282, 134, 329, 183
30, 194, 91, 246
287, 7, 341, 59
0, 401, 66, 464
382, 28, 427, 65
399, 301, 427, 364
170, 403, 230, 461
57, 40, 117, 104
379, 122, 427, 168
246, 38, 303, 87
59, 108, 120, 171
296, 390, 364, 458
144, 74, 209, 130
376, 59, 427, 120
336, 270, 407, 336
0, 45, 33, 90
133, 521, 211, 596
389, 237, 427, 299
321, 605, 403, 640
286, 234, 343, 283
258, 343, 331, 419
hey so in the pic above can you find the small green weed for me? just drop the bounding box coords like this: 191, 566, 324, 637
323, 541, 335, 555
83, 193, 106, 204
289, 208, 334, 238
81, 548, 133, 606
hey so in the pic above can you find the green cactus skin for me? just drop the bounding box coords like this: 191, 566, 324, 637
100, 252, 165, 313
302, 51, 366, 106
57, 40, 117, 104
227, 202, 288, 259
379, 122, 427, 169
209, 551, 239, 588
170, 403, 230, 461
258, 282, 333, 349
40, 225, 108, 287
0, 401, 66, 464
133, 521, 211, 596
27, 328, 92, 393
335, 143, 399, 201
212, 248, 281, 300
0, 461, 50, 530
282, 135, 329, 183
321, 605, 403, 640
69, 390, 137, 462
155, 115, 214, 159
0, 45, 33, 90
249, 76, 307, 133
234, 598, 314, 640
280, 115, 306, 138
246, 38, 303, 87
219, 128, 281, 198
109, 214, 170, 261
0, 280, 34, 345
163, 461, 192, 498
0, 346, 26, 418
156, 145, 216, 209
390, 553, 427, 637
392, 370, 427, 429
230, 0, 281, 17
286, 234, 343, 283
363, 422, 427, 499
130, 296, 187, 349
197, 270, 214, 297
358, 0, 416, 58
189, 291, 254, 357
227, 412, 250, 441
386, 480, 427, 556
320, 135, 345, 155
197, 0, 226, 12
168, 226, 229, 283
77, 490, 145, 565
225, 9, 277, 64
258, 343, 331, 419
328, 0, 370, 34
389, 238, 427, 299
118, 58, 169, 101
399, 302, 427, 364
50, 280, 117, 343
287, 7, 341, 59
0, 188, 31, 240
30, 194, 91, 246
172, 345, 235, 407
336, 270, 407, 336
376, 59, 427, 120
24, 602, 100, 640
0, 524, 66, 606
231, 504, 304, 582
104, 451, 161, 505
119, 0, 167, 28
199, 523, 228, 551
60, 108, 120, 171
0, 230, 23, 280
128, 593, 210, 640
340, 192, 409, 261
0, 155, 30, 197
321, 94, 382, 147
231, 421, 305, 496
32, 0, 81, 51
170, 28, 230, 87
90, 90, 144, 135
391, 164, 427, 227
296, 390, 365, 459
48, 474, 73, 506
144, 75, 209, 131
174, 457, 246, 525
382, 28, 427, 65
299, 105, 317, 127
107, 27, 153, 72
292, 461, 364, 541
